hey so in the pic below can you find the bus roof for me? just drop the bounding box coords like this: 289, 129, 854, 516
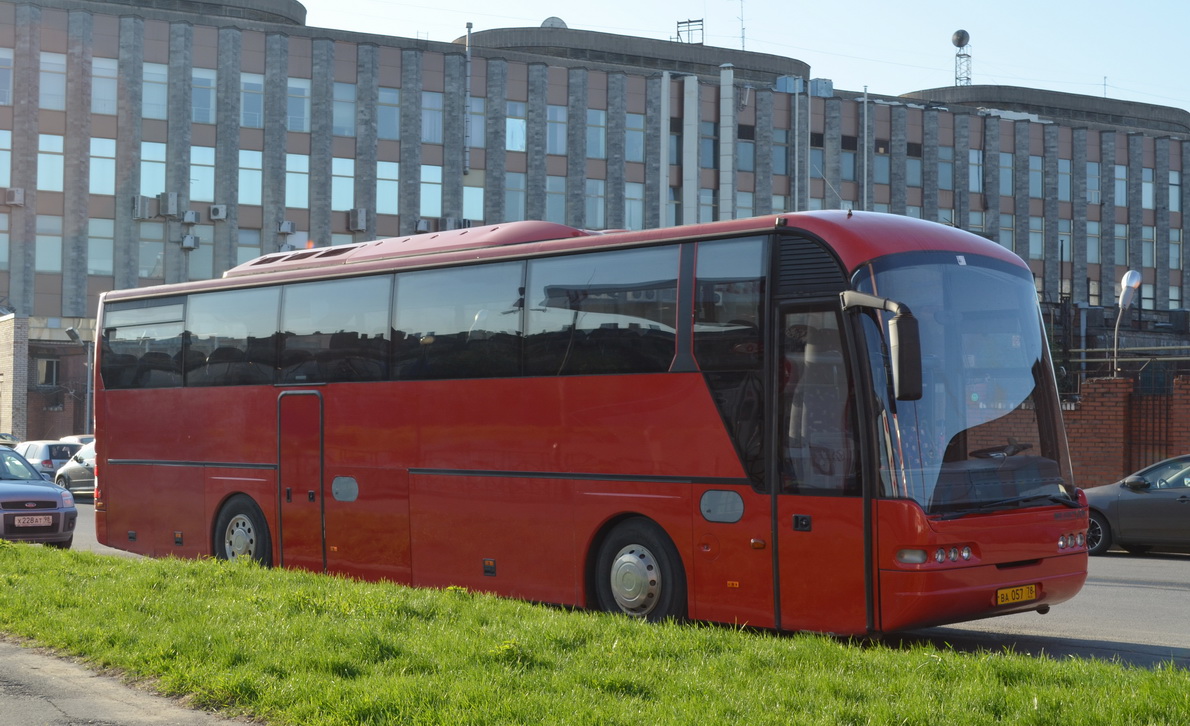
103, 211, 1025, 303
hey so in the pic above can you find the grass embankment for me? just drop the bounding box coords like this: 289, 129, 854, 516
0, 542, 1185, 725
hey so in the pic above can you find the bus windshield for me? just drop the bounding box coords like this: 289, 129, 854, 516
854, 251, 1075, 517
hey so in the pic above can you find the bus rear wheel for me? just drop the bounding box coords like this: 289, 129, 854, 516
215, 495, 272, 565
594, 518, 687, 622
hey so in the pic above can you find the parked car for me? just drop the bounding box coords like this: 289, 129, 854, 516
55, 442, 96, 497
0, 446, 76, 549
12, 441, 82, 479
1085, 455, 1190, 555
59, 434, 95, 446
0, 433, 17, 448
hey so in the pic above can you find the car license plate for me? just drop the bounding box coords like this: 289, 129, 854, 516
14, 515, 53, 527
996, 584, 1037, 605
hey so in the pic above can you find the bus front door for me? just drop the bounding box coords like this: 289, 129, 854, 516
278, 390, 325, 572
774, 306, 869, 634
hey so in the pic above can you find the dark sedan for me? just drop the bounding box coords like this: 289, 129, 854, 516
1085, 455, 1190, 556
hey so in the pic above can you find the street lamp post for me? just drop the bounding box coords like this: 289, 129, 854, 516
64, 327, 93, 435
1112, 270, 1142, 377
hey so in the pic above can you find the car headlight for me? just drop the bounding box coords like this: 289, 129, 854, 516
61, 491, 74, 507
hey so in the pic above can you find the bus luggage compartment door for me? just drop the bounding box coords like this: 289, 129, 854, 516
278, 390, 325, 572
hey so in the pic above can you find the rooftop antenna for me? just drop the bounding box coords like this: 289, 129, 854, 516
738, 0, 746, 50
952, 29, 971, 86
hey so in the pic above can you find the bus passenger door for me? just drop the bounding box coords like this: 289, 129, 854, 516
774, 306, 869, 634
278, 390, 325, 572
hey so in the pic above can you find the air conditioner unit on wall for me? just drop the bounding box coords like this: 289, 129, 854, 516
348, 208, 368, 232
4, 188, 24, 206
132, 195, 150, 219
157, 192, 180, 218
180, 234, 198, 250
181, 210, 200, 225
208, 204, 227, 220
278, 220, 296, 235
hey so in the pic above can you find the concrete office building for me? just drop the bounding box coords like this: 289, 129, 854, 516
1, 0, 1188, 438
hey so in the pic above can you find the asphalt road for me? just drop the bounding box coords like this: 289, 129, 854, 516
2, 505, 1185, 725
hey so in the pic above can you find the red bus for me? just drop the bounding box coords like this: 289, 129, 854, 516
93, 211, 1087, 635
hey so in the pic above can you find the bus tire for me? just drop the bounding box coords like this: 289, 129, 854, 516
214, 495, 272, 565
594, 517, 687, 622
1087, 511, 1112, 556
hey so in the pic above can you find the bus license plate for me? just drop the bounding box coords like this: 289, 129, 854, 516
996, 584, 1037, 605
14, 515, 53, 527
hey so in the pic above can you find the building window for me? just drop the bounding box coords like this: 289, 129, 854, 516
968, 149, 983, 193
626, 112, 645, 163
998, 152, 1013, 197
1086, 220, 1101, 265
1171, 286, 1182, 311
1058, 158, 1072, 202
0, 48, 12, 105
238, 150, 262, 206
625, 181, 644, 230
937, 146, 954, 191
422, 91, 444, 145
331, 158, 354, 210
87, 218, 114, 276
1087, 161, 1101, 204
1170, 170, 1182, 214
40, 52, 66, 111
92, 58, 118, 115
506, 101, 527, 153
376, 161, 399, 216
586, 109, 607, 160
89, 138, 116, 195
191, 146, 215, 202
968, 210, 985, 233
667, 186, 681, 226
139, 221, 165, 278
187, 224, 214, 281
504, 172, 526, 221
143, 63, 168, 120
34, 359, 60, 387
1142, 225, 1155, 268
192, 68, 216, 124
1140, 283, 1155, 311
699, 188, 716, 222
467, 97, 485, 149
772, 194, 789, 212
1114, 164, 1127, 205
35, 215, 62, 273
0, 212, 8, 271
286, 154, 309, 209
1171, 228, 1182, 271
546, 105, 567, 155
37, 134, 64, 192
378, 87, 400, 140
699, 122, 718, 170
874, 139, 891, 185
287, 78, 311, 132
420, 165, 442, 219
240, 73, 264, 128
463, 184, 484, 222
772, 128, 789, 176
737, 190, 754, 219
999, 213, 1014, 250
1088, 279, 1100, 306
1028, 155, 1043, 198
545, 176, 566, 224
1142, 167, 1154, 210
332, 82, 356, 137
141, 141, 166, 197
1114, 223, 1128, 266
1028, 216, 1044, 260
238, 228, 262, 266
1058, 220, 1072, 262
585, 178, 606, 228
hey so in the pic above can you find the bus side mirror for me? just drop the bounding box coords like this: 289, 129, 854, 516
888, 312, 922, 401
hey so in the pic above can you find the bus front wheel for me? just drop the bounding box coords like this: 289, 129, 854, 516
594, 517, 687, 622
214, 495, 272, 565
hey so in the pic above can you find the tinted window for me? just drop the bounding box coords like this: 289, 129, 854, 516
393, 262, 523, 379
101, 301, 185, 389
187, 287, 280, 386
694, 237, 765, 371
524, 246, 678, 375
281, 276, 392, 383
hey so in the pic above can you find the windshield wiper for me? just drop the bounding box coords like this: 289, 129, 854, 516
937, 493, 1080, 520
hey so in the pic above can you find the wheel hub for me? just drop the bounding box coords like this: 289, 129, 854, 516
609, 544, 661, 616
226, 514, 255, 558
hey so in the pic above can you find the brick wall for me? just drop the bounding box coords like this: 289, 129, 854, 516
1065, 376, 1161, 489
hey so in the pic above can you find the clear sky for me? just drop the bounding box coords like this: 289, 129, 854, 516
301, 0, 1190, 112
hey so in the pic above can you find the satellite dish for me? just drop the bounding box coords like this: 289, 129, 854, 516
952, 29, 970, 48
541, 16, 568, 29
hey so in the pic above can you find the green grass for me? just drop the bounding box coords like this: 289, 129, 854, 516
0, 541, 1186, 725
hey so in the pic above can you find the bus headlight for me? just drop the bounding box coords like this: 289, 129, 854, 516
896, 549, 928, 564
